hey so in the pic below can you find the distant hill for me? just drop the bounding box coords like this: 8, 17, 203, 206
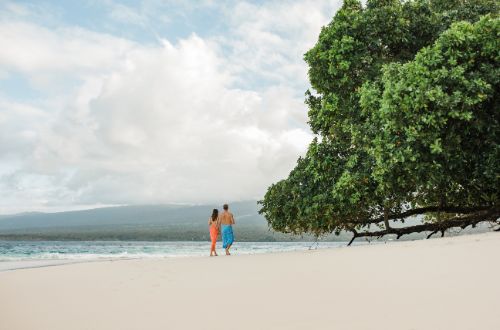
1, 201, 486, 242
0, 201, 351, 241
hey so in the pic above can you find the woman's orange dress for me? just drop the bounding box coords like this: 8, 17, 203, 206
209, 221, 219, 251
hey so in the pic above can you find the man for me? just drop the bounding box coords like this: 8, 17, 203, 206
219, 204, 235, 255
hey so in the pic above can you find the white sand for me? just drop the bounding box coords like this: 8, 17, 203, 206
1, 232, 499, 330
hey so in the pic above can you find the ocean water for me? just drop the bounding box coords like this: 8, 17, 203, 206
0, 240, 354, 271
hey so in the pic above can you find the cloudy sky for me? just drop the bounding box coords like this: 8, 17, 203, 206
0, 0, 341, 214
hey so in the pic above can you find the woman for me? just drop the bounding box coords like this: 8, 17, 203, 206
208, 209, 220, 256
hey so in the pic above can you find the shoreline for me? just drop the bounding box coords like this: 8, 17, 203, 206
0, 232, 489, 272
1, 232, 499, 330
0, 240, 359, 272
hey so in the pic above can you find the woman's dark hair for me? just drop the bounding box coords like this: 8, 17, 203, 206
211, 209, 218, 222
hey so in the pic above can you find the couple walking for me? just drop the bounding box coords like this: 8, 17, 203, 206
208, 204, 235, 256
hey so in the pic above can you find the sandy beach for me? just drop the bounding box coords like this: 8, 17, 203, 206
1, 232, 499, 330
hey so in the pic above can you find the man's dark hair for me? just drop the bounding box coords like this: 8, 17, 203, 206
223, 204, 228, 210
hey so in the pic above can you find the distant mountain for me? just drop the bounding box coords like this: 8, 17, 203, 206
0, 202, 488, 242
0, 201, 351, 241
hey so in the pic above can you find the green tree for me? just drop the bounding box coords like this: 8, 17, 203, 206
259, 0, 499, 244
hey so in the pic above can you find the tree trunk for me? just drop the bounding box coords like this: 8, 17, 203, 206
384, 207, 391, 231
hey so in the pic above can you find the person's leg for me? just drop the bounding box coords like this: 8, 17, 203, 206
210, 227, 218, 256
213, 241, 218, 256
226, 227, 234, 255
211, 239, 216, 256
222, 227, 227, 252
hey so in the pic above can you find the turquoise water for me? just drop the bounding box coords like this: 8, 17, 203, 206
0, 240, 354, 271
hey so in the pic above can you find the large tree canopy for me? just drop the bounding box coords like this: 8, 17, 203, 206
259, 0, 499, 244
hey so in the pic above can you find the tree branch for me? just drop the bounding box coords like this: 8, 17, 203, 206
426, 230, 438, 239
356, 205, 493, 225
348, 208, 499, 243
347, 229, 358, 246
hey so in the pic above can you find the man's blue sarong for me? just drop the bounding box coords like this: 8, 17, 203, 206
222, 225, 234, 249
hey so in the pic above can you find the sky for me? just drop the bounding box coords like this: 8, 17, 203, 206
0, 0, 342, 214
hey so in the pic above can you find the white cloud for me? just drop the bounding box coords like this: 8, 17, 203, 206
0, 21, 134, 75
0, 1, 341, 213
219, 0, 340, 90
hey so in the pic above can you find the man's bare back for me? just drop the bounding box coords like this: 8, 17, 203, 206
219, 211, 235, 225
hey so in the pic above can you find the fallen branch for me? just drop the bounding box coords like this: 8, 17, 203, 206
347, 208, 499, 246
426, 230, 438, 239
347, 229, 358, 246
360, 205, 492, 225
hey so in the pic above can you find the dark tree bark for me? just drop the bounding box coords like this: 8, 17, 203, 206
347, 207, 500, 246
